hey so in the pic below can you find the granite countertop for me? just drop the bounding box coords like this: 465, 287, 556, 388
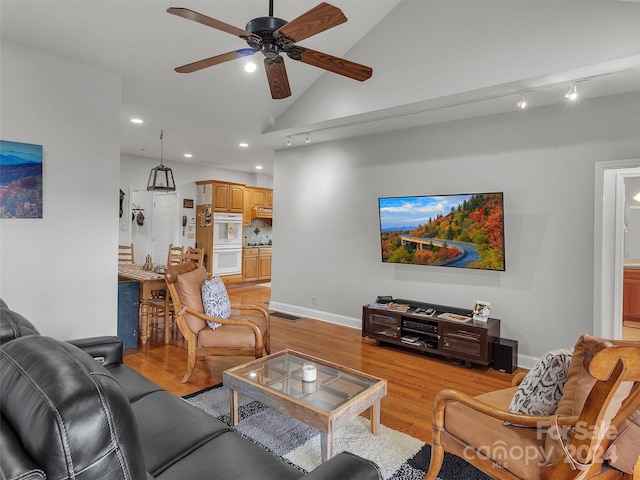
624, 258, 640, 269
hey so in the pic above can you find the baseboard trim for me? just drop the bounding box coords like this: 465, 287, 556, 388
268, 301, 361, 330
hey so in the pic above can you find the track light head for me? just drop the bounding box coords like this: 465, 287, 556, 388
565, 83, 578, 101
517, 94, 527, 109
305, 133, 311, 144
286, 136, 291, 147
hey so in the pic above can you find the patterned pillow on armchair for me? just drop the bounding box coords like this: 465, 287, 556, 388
201, 277, 231, 330
508, 347, 574, 418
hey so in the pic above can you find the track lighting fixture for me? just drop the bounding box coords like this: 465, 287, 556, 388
565, 83, 578, 101
517, 94, 527, 109
305, 133, 311, 144
286, 136, 291, 147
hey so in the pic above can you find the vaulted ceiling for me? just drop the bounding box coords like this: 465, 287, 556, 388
2, 1, 639, 175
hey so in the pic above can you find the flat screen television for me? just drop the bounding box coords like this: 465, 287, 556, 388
378, 192, 505, 271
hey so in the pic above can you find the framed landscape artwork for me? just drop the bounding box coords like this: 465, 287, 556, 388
378, 192, 505, 271
0, 140, 43, 219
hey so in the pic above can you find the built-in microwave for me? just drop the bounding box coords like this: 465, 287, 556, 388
212, 212, 243, 248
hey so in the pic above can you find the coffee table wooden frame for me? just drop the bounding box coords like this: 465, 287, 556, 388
223, 349, 387, 461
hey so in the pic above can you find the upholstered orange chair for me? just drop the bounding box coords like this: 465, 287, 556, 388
164, 261, 270, 383
425, 335, 640, 480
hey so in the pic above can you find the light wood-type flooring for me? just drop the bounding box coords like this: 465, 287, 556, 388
124, 283, 523, 443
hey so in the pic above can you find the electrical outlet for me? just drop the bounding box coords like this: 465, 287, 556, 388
311, 296, 317, 305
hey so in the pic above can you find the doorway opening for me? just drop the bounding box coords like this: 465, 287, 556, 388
595, 160, 640, 340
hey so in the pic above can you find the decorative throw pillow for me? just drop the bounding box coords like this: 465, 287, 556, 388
507, 347, 574, 420
201, 277, 231, 330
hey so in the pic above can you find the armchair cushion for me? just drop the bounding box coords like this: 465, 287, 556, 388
198, 318, 268, 349
604, 408, 640, 474
174, 265, 209, 332
507, 348, 573, 418
444, 386, 546, 480
202, 277, 231, 329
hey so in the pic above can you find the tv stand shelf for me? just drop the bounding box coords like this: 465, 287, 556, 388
362, 299, 500, 368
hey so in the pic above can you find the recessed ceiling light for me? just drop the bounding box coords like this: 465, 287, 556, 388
239, 142, 249, 148
184, 153, 192, 158
244, 62, 257, 73
255, 165, 263, 170
130, 118, 144, 124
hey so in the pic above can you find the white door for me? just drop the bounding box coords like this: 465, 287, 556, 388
152, 193, 178, 265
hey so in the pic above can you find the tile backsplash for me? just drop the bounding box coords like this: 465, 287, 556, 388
243, 218, 272, 246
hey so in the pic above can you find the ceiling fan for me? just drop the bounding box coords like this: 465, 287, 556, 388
167, 1, 373, 99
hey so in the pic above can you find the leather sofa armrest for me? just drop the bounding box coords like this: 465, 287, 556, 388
67, 336, 123, 366
302, 452, 382, 480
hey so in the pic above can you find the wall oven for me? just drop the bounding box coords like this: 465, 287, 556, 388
212, 212, 242, 276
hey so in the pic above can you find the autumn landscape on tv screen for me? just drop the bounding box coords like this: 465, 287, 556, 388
379, 193, 505, 271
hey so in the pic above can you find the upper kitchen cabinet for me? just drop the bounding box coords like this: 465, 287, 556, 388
245, 187, 273, 222
250, 187, 273, 208
197, 180, 243, 213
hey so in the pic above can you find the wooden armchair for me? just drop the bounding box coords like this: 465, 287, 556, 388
425, 336, 640, 480
164, 261, 270, 383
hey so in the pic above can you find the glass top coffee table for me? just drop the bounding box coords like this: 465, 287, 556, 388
223, 349, 387, 462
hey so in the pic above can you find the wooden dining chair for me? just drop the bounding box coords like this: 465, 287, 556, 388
182, 247, 204, 267
149, 244, 185, 344
167, 244, 184, 266
118, 244, 134, 264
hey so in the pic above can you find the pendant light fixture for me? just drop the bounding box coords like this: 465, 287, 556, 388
147, 130, 176, 191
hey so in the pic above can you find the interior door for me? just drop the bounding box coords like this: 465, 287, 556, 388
152, 192, 178, 265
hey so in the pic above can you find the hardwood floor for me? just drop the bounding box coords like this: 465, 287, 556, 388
124, 283, 523, 444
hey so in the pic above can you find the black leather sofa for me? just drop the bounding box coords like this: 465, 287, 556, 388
0, 299, 382, 480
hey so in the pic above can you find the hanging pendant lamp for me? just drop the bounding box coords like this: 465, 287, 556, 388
147, 130, 176, 191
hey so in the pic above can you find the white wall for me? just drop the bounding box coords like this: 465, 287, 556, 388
270, 92, 640, 367
0, 41, 121, 339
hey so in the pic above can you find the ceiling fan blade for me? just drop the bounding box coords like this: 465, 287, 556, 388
264, 57, 291, 99
175, 49, 256, 73
167, 7, 261, 42
288, 47, 372, 81
275, 2, 347, 43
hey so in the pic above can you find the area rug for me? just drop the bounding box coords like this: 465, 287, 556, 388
183, 384, 491, 480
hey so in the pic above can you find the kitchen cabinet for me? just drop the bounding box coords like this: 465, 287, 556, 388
251, 188, 267, 208
196, 180, 243, 213
212, 182, 243, 213
623, 267, 640, 323
243, 247, 271, 282
242, 187, 252, 226
258, 248, 272, 280
243, 248, 259, 281
249, 187, 273, 209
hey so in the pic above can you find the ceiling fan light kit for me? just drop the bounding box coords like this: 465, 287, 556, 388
167, 1, 373, 99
